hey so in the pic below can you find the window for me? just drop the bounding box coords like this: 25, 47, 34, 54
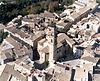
85, 78, 87, 81
65, 67, 69, 70
81, 78, 83, 81
57, 50, 59, 53
64, 20, 69, 23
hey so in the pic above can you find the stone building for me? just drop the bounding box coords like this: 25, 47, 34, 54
37, 27, 72, 63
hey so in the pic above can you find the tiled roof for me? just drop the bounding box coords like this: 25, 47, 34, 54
0, 64, 26, 81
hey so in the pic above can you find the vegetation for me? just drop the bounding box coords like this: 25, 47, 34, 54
43, 61, 49, 68
34, 61, 49, 70
97, 0, 100, 3
14, 19, 22, 26
58, 28, 66, 33
49, 22, 56, 27
0, 0, 74, 24
85, 31, 91, 36
0, 31, 8, 43
62, 0, 74, 6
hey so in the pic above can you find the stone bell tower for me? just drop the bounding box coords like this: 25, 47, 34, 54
46, 27, 57, 62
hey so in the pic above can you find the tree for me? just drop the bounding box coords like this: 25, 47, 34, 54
44, 1, 49, 10
62, 0, 74, 6
30, 6, 44, 14
2, 32, 8, 39
14, 19, 22, 26
0, 31, 8, 43
97, 0, 100, 3
0, 37, 3, 43
43, 61, 49, 68
48, 3, 54, 12
54, 1, 59, 11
